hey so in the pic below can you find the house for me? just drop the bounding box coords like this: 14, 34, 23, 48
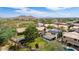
54, 22, 67, 26
36, 23, 46, 35
75, 29, 79, 33
53, 22, 68, 31
71, 23, 79, 30
36, 27, 45, 31
47, 29, 62, 38
74, 23, 79, 26
37, 23, 44, 27
44, 24, 54, 27
62, 32, 79, 47
72, 26, 79, 30
36, 23, 45, 32
47, 29, 61, 34
43, 33, 56, 41
44, 24, 59, 28
36, 27, 46, 36
16, 27, 26, 34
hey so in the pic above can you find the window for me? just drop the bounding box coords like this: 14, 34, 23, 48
74, 39, 77, 41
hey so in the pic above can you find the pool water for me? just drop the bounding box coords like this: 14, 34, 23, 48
64, 47, 74, 51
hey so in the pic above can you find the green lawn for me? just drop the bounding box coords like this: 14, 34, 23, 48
19, 48, 30, 51
16, 35, 24, 38
28, 37, 47, 49
24, 37, 64, 51
40, 40, 64, 51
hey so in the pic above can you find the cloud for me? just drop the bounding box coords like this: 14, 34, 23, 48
10, 7, 27, 10
46, 7, 71, 11
15, 8, 29, 13
14, 7, 48, 17
14, 7, 73, 18
7, 7, 78, 18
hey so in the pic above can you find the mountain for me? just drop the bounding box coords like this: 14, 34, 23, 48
14, 15, 35, 21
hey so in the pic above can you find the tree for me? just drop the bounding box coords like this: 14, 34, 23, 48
47, 25, 55, 29
0, 27, 16, 45
45, 19, 53, 24
59, 26, 65, 32
67, 23, 74, 32
57, 32, 63, 38
24, 24, 39, 43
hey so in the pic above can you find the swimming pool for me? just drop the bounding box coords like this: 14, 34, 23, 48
64, 47, 75, 51
63, 46, 77, 51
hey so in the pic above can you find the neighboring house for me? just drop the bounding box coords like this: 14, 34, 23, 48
36, 27, 46, 36
47, 29, 61, 34
36, 27, 45, 31
54, 22, 68, 31
72, 26, 79, 30
75, 29, 79, 33
62, 32, 79, 47
37, 23, 44, 27
43, 33, 56, 41
47, 29, 62, 38
52, 24, 58, 28
54, 22, 67, 26
44, 24, 59, 28
71, 23, 79, 30
36, 23, 46, 35
74, 23, 79, 26
44, 24, 50, 27
44, 24, 54, 27
16, 27, 26, 34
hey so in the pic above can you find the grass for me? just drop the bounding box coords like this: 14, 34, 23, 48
28, 37, 47, 49
40, 40, 64, 51
24, 37, 64, 51
19, 48, 30, 51
16, 35, 24, 38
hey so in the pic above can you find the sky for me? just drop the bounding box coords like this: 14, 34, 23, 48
0, 7, 79, 18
